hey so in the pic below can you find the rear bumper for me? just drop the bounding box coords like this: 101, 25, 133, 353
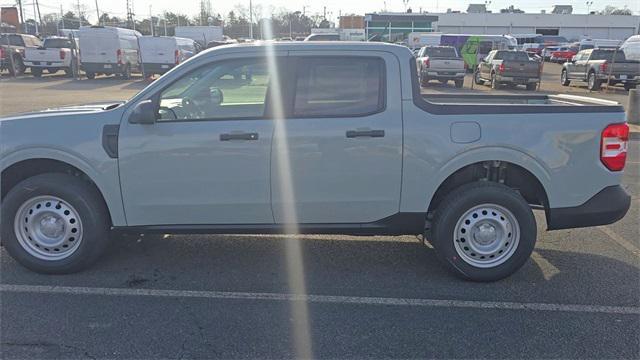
547, 185, 631, 230
496, 75, 539, 84
24, 61, 66, 68
422, 70, 465, 80
141, 63, 175, 74
82, 62, 125, 74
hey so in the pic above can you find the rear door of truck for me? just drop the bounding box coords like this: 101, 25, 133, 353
272, 50, 403, 224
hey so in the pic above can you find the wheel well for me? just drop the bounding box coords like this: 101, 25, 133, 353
428, 161, 549, 214
1, 159, 112, 224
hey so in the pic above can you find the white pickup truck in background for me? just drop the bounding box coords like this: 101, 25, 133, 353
416, 45, 467, 88
23, 37, 78, 77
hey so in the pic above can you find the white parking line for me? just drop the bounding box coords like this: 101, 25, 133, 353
1, 284, 638, 315
598, 226, 640, 257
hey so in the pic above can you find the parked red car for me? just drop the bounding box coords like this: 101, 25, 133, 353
550, 47, 578, 63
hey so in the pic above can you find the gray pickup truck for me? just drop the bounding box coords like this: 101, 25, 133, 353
475, 50, 542, 90
0, 42, 631, 281
416, 46, 466, 88
561, 48, 640, 91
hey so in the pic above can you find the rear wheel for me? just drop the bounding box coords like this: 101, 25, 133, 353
1, 173, 111, 274
420, 75, 429, 87
561, 70, 570, 86
588, 72, 601, 91
454, 79, 464, 88
490, 73, 499, 89
430, 182, 537, 282
526, 83, 537, 91
474, 71, 484, 85
122, 64, 132, 80
31, 68, 42, 78
86, 72, 96, 79
8, 55, 25, 76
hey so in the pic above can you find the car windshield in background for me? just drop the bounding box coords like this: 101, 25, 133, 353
591, 50, 628, 62
495, 52, 530, 61
424, 47, 457, 58
0, 35, 24, 46
43, 39, 73, 48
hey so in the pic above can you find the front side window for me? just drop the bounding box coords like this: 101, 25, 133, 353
157, 58, 270, 121
293, 57, 385, 118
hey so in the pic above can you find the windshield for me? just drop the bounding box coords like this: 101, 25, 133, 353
424, 47, 458, 58
43, 38, 73, 49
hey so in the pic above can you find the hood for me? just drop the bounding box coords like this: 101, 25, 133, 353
0, 101, 126, 121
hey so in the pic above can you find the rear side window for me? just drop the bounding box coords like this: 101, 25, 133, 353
293, 57, 385, 118
424, 47, 458, 58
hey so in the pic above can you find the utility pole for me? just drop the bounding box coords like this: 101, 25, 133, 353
60, 5, 64, 29
249, 0, 253, 39
95, 0, 100, 25
17, 0, 25, 32
149, 5, 153, 36
35, 0, 43, 32
32, 0, 38, 34
77, 0, 82, 26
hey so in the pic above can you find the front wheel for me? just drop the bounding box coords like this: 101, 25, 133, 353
1, 173, 111, 274
561, 70, 570, 86
430, 182, 537, 282
86, 72, 95, 79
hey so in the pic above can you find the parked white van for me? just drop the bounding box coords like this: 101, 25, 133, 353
620, 35, 640, 61
139, 36, 198, 77
79, 26, 142, 79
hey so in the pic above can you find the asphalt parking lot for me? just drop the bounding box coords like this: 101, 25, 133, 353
1, 65, 639, 359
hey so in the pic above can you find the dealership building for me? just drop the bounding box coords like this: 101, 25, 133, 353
361, 11, 640, 41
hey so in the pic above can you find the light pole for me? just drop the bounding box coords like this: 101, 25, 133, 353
585, 1, 593, 37
484, 1, 492, 34
249, 0, 253, 39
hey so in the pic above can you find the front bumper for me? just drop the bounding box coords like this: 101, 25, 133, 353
547, 185, 631, 230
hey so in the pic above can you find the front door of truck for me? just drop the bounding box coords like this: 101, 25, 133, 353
270, 52, 403, 224
118, 54, 284, 226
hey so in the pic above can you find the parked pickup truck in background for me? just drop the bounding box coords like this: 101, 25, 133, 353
561, 48, 640, 91
1, 33, 42, 76
475, 50, 542, 90
0, 42, 630, 281
24, 37, 79, 77
416, 45, 466, 88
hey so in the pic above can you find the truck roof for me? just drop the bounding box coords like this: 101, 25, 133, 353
197, 41, 414, 59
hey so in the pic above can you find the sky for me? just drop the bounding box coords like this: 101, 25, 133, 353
9, 0, 640, 23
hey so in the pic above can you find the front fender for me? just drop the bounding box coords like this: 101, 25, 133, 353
1, 147, 126, 226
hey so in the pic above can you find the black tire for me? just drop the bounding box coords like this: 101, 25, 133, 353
1, 173, 111, 274
420, 75, 429, 87
47, 68, 58, 74
526, 83, 537, 91
561, 70, 570, 86
86, 72, 96, 79
454, 79, 464, 88
490, 73, 499, 90
588, 72, 601, 91
122, 64, 132, 80
430, 182, 537, 282
31, 68, 42, 78
474, 71, 484, 85
8, 55, 25, 76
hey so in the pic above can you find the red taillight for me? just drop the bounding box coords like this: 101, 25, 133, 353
601, 123, 629, 171
175, 49, 180, 65
116, 49, 123, 65
423, 57, 430, 68
498, 63, 505, 73
59, 50, 66, 60
600, 62, 608, 73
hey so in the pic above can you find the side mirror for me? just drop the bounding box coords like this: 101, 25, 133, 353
210, 87, 224, 105
129, 99, 157, 124
570, 56, 577, 63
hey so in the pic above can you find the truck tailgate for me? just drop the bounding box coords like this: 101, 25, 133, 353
502, 61, 540, 78
429, 58, 465, 72
25, 48, 61, 63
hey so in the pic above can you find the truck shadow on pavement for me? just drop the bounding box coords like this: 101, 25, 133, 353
2, 234, 638, 307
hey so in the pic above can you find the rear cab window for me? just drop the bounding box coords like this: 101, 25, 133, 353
423, 47, 458, 58
292, 57, 385, 118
